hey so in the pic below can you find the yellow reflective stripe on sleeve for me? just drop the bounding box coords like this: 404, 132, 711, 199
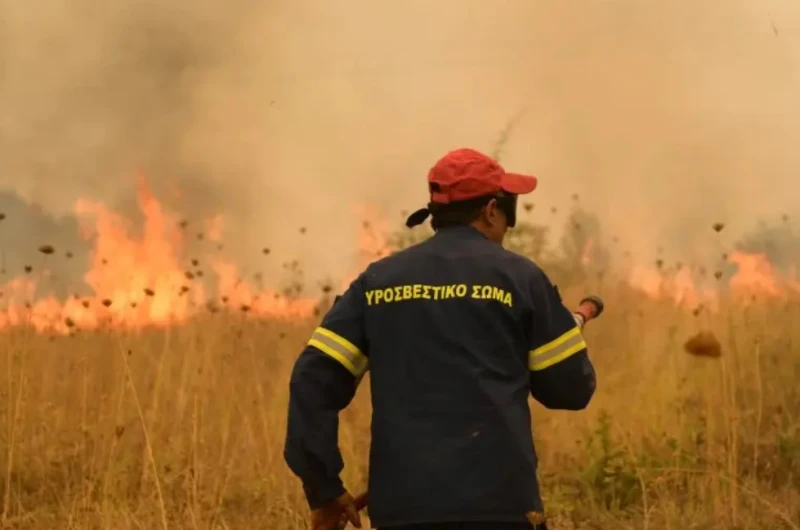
529, 326, 587, 371
307, 327, 368, 377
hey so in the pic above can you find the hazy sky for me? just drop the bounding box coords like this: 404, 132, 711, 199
2, 0, 799, 281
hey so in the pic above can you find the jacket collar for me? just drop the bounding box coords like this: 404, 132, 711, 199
432, 225, 489, 241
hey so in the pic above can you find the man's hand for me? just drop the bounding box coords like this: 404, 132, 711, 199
573, 294, 604, 329
311, 491, 362, 530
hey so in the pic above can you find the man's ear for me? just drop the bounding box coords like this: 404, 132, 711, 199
484, 198, 499, 226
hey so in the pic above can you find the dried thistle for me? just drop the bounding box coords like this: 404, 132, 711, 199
185, 271, 195, 280
24, 265, 32, 273
714, 270, 723, 280
101, 299, 112, 307
64, 317, 75, 328
0, 213, 5, 221
684, 331, 722, 358
38, 244, 55, 255
712, 222, 725, 233
143, 288, 155, 296
262, 247, 271, 255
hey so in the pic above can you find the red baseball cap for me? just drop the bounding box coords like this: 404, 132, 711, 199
427, 148, 538, 203
406, 148, 537, 227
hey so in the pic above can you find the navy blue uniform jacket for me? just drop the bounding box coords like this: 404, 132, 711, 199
284, 225, 596, 527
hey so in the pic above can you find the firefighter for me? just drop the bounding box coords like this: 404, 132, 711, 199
284, 148, 598, 530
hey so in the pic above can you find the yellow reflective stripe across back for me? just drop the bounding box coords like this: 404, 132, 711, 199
308, 327, 368, 377
529, 326, 586, 371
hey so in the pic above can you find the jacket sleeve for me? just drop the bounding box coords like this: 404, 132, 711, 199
527, 270, 596, 411
284, 275, 369, 509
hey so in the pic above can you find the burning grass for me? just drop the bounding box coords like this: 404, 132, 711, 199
0, 190, 799, 529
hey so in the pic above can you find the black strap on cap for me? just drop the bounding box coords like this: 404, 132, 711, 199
405, 207, 431, 228
405, 193, 517, 229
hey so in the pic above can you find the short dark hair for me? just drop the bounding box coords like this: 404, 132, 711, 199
428, 191, 518, 231
428, 196, 493, 231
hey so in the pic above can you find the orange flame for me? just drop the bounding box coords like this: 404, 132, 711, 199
0, 180, 318, 333
1, 186, 796, 333
627, 250, 799, 311
628, 265, 719, 310
726, 251, 797, 297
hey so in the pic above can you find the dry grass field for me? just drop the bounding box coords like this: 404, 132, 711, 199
1, 212, 800, 530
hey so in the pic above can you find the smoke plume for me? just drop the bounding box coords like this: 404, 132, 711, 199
1, 0, 800, 283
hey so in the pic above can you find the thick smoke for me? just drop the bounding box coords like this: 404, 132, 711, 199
1, 0, 799, 284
